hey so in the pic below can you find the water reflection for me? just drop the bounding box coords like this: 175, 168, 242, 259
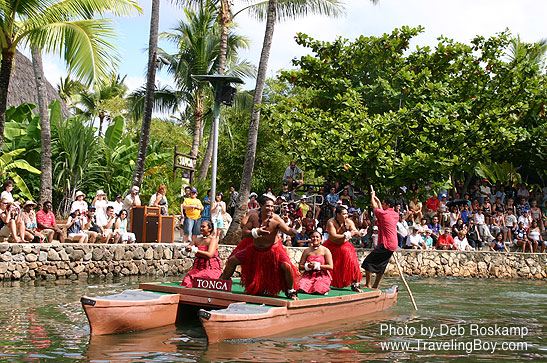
0, 277, 545, 362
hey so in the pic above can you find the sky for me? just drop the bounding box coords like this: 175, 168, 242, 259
39, 0, 547, 93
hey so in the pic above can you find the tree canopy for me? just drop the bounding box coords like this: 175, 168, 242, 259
264, 26, 547, 191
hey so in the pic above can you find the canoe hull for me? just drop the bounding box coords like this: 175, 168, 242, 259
200, 286, 398, 342
81, 290, 179, 335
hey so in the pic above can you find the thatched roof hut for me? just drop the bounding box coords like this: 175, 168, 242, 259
7, 50, 69, 115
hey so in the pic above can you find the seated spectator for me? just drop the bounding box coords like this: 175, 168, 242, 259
66, 210, 89, 243
454, 230, 472, 251
516, 198, 530, 215
293, 229, 310, 247
36, 201, 64, 243
340, 188, 352, 207
425, 195, 440, 222
21, 200, 47, 243
278, 182, 294, 202
449, 205, 460, 227
298, 197, 311, 219
505, 198, 516, 215
0, 198, 24, 242
467, 219, 483, 250
422, 229, 434, 250
460, 204, 472, 225
490, 207, 505, 237
149, 184, 168, 215
490, 232, 507, 252
1, 180, 15, 203
438, 195, 450, 226
82, 206, 100, 243
418, 217, 428, 233
283, 161, 304, 191
114, 209, 136, 243
451, 218, 467, 237
516, 183, 530, 199
104, 206, 120, 243
325, 187, 339, 217
529, 200, 544, 231
303, 210, 318, 235
405, 226, 423, 249
482, 199, 493, 225
513, 222, 530, 253
527, 220, 544, 253
504, 208, 517, 242
408, 197, 423, 224
473, 209, 493, 242
517, 210, 532, 229
247, 192, 259, 211
437, 228, 455, 250
428, 216, 442, 243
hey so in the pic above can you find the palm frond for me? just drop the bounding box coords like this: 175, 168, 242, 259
246, 0, 345, 22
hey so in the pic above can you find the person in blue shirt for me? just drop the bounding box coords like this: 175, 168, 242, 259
201, 190, 211, 221
461, 204, 472, 225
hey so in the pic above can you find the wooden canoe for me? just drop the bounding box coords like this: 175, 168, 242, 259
139, 281, 398, 342
81, 290, 179, 335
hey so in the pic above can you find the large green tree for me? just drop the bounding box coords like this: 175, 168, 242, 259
264, 27, 547, 193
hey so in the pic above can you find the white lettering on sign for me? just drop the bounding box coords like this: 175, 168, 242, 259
178, 156, 196, 169
192, 277, 232, 292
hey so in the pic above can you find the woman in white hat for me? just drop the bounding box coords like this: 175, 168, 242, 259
93, 190, 109, 224
70, 191, 88, 224
21, 200, 47, 243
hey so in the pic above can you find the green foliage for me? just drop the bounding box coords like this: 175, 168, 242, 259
0, 149, 41, 200
264, 27, 547, 192
475, 162, 522, 185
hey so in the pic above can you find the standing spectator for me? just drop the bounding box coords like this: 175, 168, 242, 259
93, 190, 108, 224
504, 208, 518, 242
278, 182, 293, 202
182, 188, 203, 242
0, 199, 23, 242
210, 192, 226, 239
149, 184, 169, 215
180, 186, 192, 226
123, 186, 141, 229
283, 161, 304, 191
201, 190, 212, 221
479, 180, 491, 204
70, 191, 88, 218
36, 201, 64, 243
1, 180, 15, 203
228, 186, 239, 217
396, 213, 409, 249
425, 195, 440, 222
247, 192, 259, 211
110, 194, 124, 215
436, 228, 455, 250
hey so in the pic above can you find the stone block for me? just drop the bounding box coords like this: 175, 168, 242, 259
133, 247, 145, 260
25, 254, 38, 262
11, 245, 22, 254
69, 250, 85, 261
48, 249, 60, 261
114, 246, 125, 261
145, 248, 154, 260
92, 248, 105, 261
1, 251, 12, 262
0, 243, 9, 253
60, 250, 69, 261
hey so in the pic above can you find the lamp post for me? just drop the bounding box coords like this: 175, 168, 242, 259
191, 74, 244, 198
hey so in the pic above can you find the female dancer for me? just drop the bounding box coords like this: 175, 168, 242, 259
181, 220, 222, 287
297, 230, 333, 294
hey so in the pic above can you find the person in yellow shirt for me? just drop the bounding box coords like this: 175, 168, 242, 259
182, 188, 204, 242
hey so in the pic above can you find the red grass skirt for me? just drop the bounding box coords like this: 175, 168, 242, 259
323, 239, 362, 288
181, 246, 223, 287
235, 241, 299, 297
297, 255, 332, 295
229, 237, 254, 259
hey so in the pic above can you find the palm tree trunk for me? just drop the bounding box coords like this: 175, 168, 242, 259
197, 120, 214, 180
98, 111, 105, 137
31, 47, 53, 205
222, 0, 277, 244
0, 50, 15, 155
131, 0, 160, 188
217, 0, 231, 75
190, 90, 203, 159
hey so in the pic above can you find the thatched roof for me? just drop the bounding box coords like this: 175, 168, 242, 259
7, 50, 69, 116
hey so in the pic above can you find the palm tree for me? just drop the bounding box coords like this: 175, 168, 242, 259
222, 0, 350, 243
508, 35, 547, 66
0, 0, 141, 155
73, 74, 128, 136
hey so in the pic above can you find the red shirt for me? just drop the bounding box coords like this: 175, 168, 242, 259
426, 197, 440, 211
36, 210, 56, 231
375, 208, 399, 251
437, 234, 454, 249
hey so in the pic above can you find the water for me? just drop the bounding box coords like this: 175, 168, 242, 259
0, 276, 545, 362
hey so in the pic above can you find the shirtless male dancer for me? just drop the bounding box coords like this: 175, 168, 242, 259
220, 193, 300, 299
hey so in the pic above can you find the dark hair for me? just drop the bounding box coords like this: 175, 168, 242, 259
201, 219, 214, 232
69, 210, 79, 218
119, 209, 128, 217
335, 206, 346, 215
106, 206, 114, 211
496, 232, 503, 239
185, 186, 191, 191
309, 230, 322, 238
43, 201, 52, 207
2, 180, 13, 189
383, 197, 396, 208
258, 195, 274, 205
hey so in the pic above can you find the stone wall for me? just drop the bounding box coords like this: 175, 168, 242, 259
0, 242, 545, 281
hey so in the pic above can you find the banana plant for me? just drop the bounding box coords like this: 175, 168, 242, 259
0, 149, 41, 200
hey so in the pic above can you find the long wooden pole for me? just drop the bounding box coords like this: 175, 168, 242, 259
393, 252, 418, 310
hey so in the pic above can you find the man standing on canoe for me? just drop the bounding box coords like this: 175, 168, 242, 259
362, 185, 399, 289
220, 193, 300, 299
323, 206, 364, 292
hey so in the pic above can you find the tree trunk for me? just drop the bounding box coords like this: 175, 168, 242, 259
131, 0, 160, 189
31, 47, 53, 205
98, 111, 105, 137
197, 119, 214, 180
222, 0, 277, 244
0, 50, 15, 155
190, 90, 203, 159
217, 0, 231, 75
